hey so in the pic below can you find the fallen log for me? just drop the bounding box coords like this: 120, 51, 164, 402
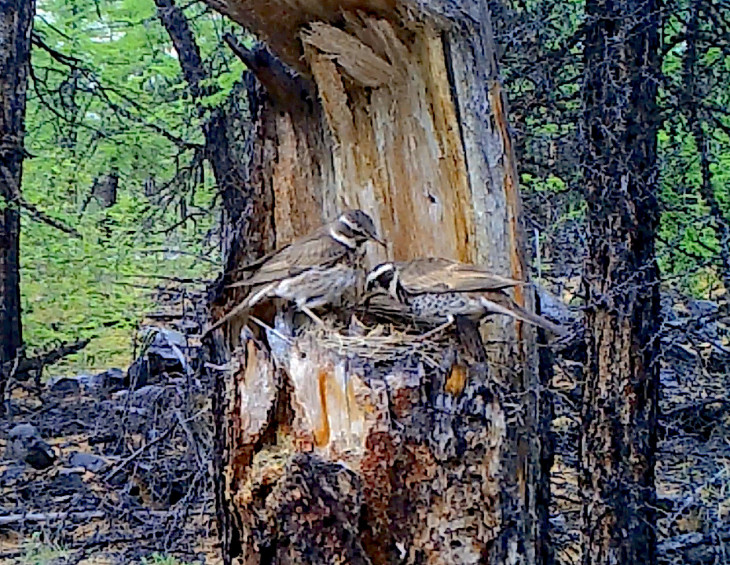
2, 338, 91, 382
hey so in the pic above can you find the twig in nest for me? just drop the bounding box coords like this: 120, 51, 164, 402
314, 324, 447, 369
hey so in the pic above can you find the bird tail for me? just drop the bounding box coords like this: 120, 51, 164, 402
480, 296, 567, 337
203, 283, 273, 337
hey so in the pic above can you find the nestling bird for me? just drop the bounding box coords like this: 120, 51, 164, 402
365, 258, 566, 336
205, 210, 385, 335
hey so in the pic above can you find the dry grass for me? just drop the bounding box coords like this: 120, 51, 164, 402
312, 322, 450, 369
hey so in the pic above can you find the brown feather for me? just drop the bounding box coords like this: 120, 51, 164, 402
394, 258, 526, 295
365, 258, 566, 336
227, 226, 350, 289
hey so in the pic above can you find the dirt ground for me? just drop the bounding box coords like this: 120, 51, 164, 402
1, 325, 219, 565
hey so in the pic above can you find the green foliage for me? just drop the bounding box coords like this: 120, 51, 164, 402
23, 0, 243, 372
656, 7, 730, 297
16, 532, 68, 565
141, 553, 195, 565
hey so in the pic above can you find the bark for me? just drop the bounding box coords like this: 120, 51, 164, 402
0, 0, 34, 410
200, 1, 549, 563
579, 0, 661, 563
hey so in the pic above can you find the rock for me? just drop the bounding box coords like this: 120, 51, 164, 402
46, 375, 82, 397
68, 451, 107, 473
107, 385, 169, 432
124, 328, 190, 388
147, 328, 189, 376
127, 357, 149, 389
5, 423, 56, 470
149, 327, 187, 351
46, 369, 126, 396
97, 367, 127, 392
113, 384, 167, 407
52, 467, 86, 495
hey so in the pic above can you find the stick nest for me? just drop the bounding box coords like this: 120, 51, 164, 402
310, 323, 450, 369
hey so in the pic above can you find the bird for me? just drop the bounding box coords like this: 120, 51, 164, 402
364, 257, 566, 337
205, 209, 385, 335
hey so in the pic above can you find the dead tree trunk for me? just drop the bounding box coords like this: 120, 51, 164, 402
579, 0, 661, 563
0, 0, 34, 411
201, 1, 549, 563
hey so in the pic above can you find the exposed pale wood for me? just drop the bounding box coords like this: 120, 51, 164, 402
302, 22, 396, 87
203, 0, 398, 70
303, 16, 476, 264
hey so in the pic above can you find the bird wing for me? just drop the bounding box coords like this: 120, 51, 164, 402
243, 231, 349, 287
397, 258, 526, 294
359, 291, 416, 322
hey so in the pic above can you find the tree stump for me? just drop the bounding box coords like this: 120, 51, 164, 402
201, 2, 551, 563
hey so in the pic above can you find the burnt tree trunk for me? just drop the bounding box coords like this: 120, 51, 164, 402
0, 0, 34, 411
200, 1, 550, 564
579, 0, 661, 563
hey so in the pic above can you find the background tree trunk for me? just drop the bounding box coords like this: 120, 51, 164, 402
0, 0, 35, 411
200, 1, 550, 563
154, 0, 269, 273
579, 0, 661, 563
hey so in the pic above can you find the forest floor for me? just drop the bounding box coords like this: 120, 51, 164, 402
1, 293, 729, 564
0, 374, 218, 564
550, 293, 730, 564
1, 298, 218, 564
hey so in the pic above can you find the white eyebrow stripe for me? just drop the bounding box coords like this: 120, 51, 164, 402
366, 263, 395, 283
329, 227, 357, 249
339, 214, 359, 232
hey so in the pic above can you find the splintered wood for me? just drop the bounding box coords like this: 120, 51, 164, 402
224, 321, 506, 564
302, 15, 475, 264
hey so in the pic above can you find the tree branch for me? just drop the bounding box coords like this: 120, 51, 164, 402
223, 33, 313, 109
2, 338, 92, 380
0, 163, 81, 237
31, 33, 82, 67
154, 0, 206, 96
18, 197, 82, 237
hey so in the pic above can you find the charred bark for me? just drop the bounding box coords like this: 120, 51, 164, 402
199, 1, 550, 564
0, 0, 34, 411
579, 0, 661, 563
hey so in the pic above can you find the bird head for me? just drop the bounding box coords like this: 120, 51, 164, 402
331, 209, 386, 249
365, 262, 404, 301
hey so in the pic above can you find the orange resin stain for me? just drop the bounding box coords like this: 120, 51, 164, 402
445, 364, 468, 397
314, 368, 331, 447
